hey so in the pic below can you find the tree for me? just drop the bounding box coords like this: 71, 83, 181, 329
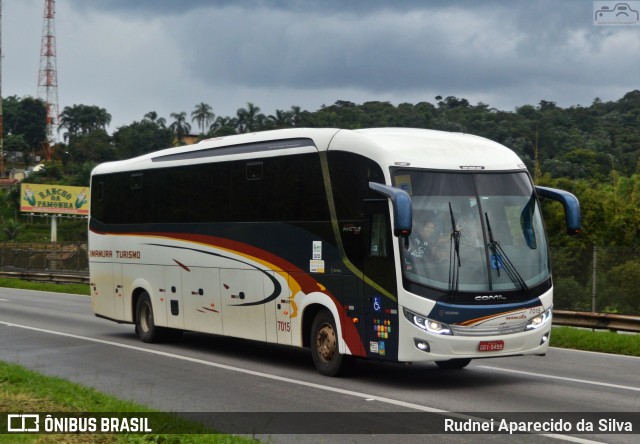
290, 106, 302, 126
191, 103, 215, 134
113, 120, 175, 159
169, 112, 192, 144
2, 96, 47, 150
143, 111, 166, 127
208, 116, 237, 136
236, 103, 262, 133
66, 130, 114, 163
58, 104, 111, 142
3, 134, 30, 155
268, 110, 292, 129
1, 218, 23, 241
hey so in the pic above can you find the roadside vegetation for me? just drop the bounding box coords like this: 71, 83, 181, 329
0, 277, 88, 295
551, 326, 640, 357
0, 360, 256, 443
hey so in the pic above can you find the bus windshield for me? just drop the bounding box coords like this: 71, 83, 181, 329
395, 170, 550, 293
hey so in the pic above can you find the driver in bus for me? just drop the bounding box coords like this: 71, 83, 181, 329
409, 220, 436, 259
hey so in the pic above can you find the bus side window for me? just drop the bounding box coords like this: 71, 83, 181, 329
131, 173, 143, 189
370, 213, 389, 257
95, 182, 104, 201
246, 162, 263, 180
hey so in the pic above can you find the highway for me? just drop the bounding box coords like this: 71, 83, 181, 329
0, 288, 638, 443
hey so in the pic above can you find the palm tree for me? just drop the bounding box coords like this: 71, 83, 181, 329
144, 111, 158, 121
169, 112, 192, 145
209, 116, 237, 134
59, 105, 112, 141
143, 111, 167, 127
2, 219, 23, 241
268, 110, 293, 129
191, 103, 215, 134
290, 106, 302, 126
236, 102, 262, 133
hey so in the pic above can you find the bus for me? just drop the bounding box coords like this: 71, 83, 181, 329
89, 127, 581, 376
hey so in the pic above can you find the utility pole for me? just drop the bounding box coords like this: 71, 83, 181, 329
0, 0, 4, 176
37, 0, 59, 161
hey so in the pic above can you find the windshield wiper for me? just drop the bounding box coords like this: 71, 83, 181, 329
484, 212, 530, 297
448, 202, 462, 296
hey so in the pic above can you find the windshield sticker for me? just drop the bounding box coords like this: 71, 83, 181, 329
395, 175, 412, 194
309, 259, 325, 273
312, 241, 322, 260
490, 254, 504, 269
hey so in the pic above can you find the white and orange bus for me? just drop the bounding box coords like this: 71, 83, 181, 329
89, 128, 580, 376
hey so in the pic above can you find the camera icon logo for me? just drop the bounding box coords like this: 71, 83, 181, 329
7, 414, 40, 432
594, 2, 640, 25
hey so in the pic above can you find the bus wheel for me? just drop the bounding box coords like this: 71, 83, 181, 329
435, 358, 471, 370
310, 310, 345, 377
135, 292, 162, 343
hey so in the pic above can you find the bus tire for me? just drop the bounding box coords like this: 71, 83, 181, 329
135, 291, 163, 343
435, 358, 471, 370
310, 309, 347, 377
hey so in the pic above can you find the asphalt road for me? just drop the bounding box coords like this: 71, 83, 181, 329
0, 288, 638, 443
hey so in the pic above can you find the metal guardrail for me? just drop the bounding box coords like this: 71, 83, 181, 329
0, 270, 89, 285
553, 310, 640, 333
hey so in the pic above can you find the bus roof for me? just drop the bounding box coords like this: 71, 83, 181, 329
91, 127, 527, 175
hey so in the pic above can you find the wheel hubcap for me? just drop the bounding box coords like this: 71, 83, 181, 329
140, 303, 151, 332
316, 323, 336, 362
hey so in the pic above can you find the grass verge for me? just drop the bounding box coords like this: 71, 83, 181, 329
550, 326, 640, 357
0, 277, 89, 295
0, 361, 256, 443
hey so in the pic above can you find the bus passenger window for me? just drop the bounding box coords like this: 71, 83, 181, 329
370, 213, 389, 257
246, 162, 263, 180
130, 173, 143, 189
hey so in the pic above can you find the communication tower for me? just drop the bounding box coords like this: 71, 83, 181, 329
37, 0, 59, 160
0, 0, 4, 174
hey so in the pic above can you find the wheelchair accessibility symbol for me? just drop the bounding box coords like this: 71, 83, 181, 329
490, 254, 504, 270
373, 296, 382, 312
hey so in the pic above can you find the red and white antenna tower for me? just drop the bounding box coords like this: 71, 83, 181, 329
0, 0, 4, 175
37, 0, 59, 159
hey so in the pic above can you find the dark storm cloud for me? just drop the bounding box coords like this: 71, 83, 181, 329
48, 0, 639, 125
167, 0, 604, 94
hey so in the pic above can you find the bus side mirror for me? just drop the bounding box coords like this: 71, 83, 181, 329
369, 182, 412, 238
535, 186, 581, 236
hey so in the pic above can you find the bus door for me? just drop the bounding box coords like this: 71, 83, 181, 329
182, 267, 222, 335
267, 271, 292, 345
362, 205, 399, 361
163, 265, 184, 330
220, 268, 267, 341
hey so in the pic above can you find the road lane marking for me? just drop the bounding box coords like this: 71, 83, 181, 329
551, 346, 640, 360
0, 321, 608, 443
476, 365, 640, 392
0, 320, 448, 412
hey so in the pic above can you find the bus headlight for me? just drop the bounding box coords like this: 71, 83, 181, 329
403, 308, 452, 335
526, 308, 552, 330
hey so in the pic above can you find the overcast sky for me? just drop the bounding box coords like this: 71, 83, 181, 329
4, 0, 640, 132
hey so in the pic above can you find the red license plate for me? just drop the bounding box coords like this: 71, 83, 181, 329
478, 340, 504, 352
